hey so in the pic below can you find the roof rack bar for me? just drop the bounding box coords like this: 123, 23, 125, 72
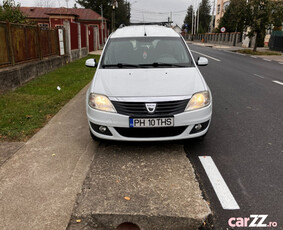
129, 22, 173, 26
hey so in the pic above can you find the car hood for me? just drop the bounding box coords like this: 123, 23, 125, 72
91, 68, 206, 98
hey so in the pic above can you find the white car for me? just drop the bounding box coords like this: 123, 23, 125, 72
85, 24, 212, 141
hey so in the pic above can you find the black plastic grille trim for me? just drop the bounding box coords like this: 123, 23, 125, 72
114, 126, 187, 138
111, 99, 189, 117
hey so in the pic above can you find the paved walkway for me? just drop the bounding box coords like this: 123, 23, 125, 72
0, 85, 97, 230
89, 50, 102, 55
0, 142, 24, 166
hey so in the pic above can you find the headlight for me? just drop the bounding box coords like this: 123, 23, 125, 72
88, 94, 116, 113
185, 91, 210, 111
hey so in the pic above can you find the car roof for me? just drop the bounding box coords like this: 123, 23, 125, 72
110, 25, 180, 38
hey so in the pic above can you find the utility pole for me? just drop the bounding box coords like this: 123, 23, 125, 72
192, 2, 194, 35
197, 0, 200, 34
194, 5, 197, 35
210, 0, 216, 32
104, 20, 106, 42
111, 0, 114, 32
194, 0, 196, 35
112, 0, 118, 32
100, 4, 104, 46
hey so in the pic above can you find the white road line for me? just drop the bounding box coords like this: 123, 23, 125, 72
279, 62, 283, 65
223, 50, 246, 56
199, 156, 240, 210
191, 50, 221, 62
273, 80, 283, 86
251, 56, 258, 58
263, 59, 272, 62
253, 74, 265, 79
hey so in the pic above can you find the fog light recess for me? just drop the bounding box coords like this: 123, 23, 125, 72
90, 122, 112, 136
190, 121, 210, 134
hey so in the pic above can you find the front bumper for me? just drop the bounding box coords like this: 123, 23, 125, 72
87, 103, 212, 141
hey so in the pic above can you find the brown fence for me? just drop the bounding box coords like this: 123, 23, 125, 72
0, 21, 59, 68
81, 23, 87, 48
70, 22, 78, 50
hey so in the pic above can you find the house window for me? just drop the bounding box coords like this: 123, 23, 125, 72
38, 23, 49, 29
55, 25, 64, 29
217, 4, 220, 14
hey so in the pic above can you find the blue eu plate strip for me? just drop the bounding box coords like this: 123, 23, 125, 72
129, 118, 134, 128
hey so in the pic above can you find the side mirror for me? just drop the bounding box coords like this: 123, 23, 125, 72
196, 57, 208, 66
85, 58, 97, 68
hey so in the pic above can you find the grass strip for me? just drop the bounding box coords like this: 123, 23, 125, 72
0, 55, 99, 142
237, 49, 282, 56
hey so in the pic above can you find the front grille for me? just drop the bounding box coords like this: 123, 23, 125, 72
115, 126, 187, 138
111, 99, 189, 117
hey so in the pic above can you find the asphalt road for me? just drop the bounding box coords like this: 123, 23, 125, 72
186, 44, 283, 229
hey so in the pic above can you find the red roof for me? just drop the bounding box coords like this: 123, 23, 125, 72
20, 7, 107, 21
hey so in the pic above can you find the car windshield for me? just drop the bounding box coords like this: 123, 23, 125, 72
101, 37, 194, 68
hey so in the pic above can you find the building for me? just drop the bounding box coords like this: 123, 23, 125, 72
20, 7, 108, 46
214, 0, 230, 29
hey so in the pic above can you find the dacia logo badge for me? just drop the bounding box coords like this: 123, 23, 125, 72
145, 103, 156, 114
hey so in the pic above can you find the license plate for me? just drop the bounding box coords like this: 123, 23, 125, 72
129, 117, 174, 128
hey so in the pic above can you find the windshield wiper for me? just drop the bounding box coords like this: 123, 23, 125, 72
139, 63, 188, 68
102, 63, 140, 68
102, 63, 188, 68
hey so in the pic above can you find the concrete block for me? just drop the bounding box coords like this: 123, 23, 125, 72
68, 143, 211, 230
71, 49, 80, 62
0, 56, 69, 93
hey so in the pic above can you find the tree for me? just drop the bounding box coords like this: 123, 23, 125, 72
182, 5, 194, 34
0, 0, 26, 23
198, 0, 211, 33
217, 0, 246, 33
115, 0, 130, 27
217, 0, 283, 51
183, 0, 211, 34
76, 0, 130, 30
271, 0, 283, 31
246, 0, 273, 51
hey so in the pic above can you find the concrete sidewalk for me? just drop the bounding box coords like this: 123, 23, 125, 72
89, 50, 102, 55
187, 41, 243, 51
0, 85, 97, 230
0, 142, 24, 166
